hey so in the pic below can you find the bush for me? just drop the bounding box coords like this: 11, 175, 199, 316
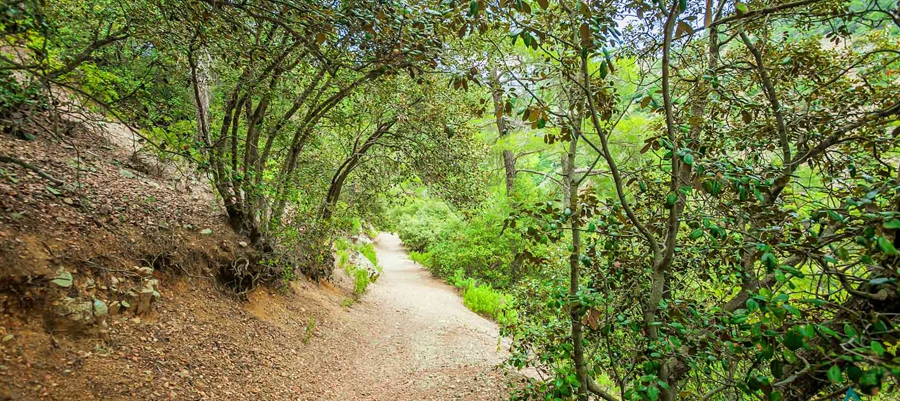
353, 268, 370, 295
408, 251, 431, 266
450, 268, 475, 290
357, 243, 378, 266
462, 282, 506, 320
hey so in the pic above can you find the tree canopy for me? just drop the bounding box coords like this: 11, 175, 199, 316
2, 0, 899, 400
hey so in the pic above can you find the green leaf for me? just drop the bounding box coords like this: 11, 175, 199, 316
46, 186, 62, 196
870, 341, 885, 357
51, 271, 73, 288
783, 304, 801, 317
664, 193, 677, 208
844, 323, 858, 339
683, 153, 694, 166
761, 252, 777, 270
770, 360, 784, 379
735, 2, 749, 14
783, 329, 804, 351
847, 365, 863, 382
827, 365, 843, 383
883, 219, 900, 229
689, 228, 703, 240
647, 385, 660, 401
859, 370, 880, 389
869, 277, 894, 285
876, 236, 898, 255
816, 325, 839, 338
468, 0, 479, 16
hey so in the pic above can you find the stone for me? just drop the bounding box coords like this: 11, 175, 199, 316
92, 299, 108, 317
109, 301, 121, 315
351, 235, 373, 245
134, 288, 155, 315
135, 267, 154, 278
349, 251, 380, 280
47, 297, 95, 333
144, 279, 158, 291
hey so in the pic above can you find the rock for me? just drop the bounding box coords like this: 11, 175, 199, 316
351, 235, 373, 245
109, 301, 121, 315
62, 298, 94, 322
92, 299, 109, 317
46, 297, 95, 333
238, 241, 248, 247
135, 267, 154, 278
134, 288, 155, 315
349, 251, 380, 280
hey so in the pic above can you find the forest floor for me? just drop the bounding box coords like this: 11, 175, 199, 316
0, 102, 514, 399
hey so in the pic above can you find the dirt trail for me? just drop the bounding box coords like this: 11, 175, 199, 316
301, 233, 510, 400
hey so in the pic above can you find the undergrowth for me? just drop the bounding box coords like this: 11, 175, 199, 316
335, 235, 379, 297
446, 267, 512, 322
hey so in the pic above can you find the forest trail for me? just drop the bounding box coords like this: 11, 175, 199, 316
308, 233, 510, 400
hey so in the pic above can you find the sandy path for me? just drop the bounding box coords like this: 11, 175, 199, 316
299, 233, 510, 400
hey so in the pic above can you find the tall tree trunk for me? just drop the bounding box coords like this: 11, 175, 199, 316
192, 50, 213, 154
563, 135, 588, 401
490, 66, 522, 281
489, 67, 516, 196
190, 48, 245, 230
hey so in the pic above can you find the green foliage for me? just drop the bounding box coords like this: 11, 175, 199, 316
449, 269, 475, 290
390, 190, 530, 288
408, 251, 431, 266
353, 268, 370, 295
462, 282, 506, 320
357, 243, 378, 267
302, 316, 316, 345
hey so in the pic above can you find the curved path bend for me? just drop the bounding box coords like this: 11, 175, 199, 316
304, 233, 511, 400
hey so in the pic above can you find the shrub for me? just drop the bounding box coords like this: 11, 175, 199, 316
357, 243, 378, 266
353, 268, 370, 295
408, 251, 431, 266
462, 282, 506, 320
450, 268, 475, 290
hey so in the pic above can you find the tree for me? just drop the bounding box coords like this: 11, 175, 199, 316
457, 0, 900, 400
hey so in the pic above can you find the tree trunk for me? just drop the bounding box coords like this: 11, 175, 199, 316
489, 66, 522, 281
489, 67, 516, 197
563, 135, 588, 401
320, 119, 395, 220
